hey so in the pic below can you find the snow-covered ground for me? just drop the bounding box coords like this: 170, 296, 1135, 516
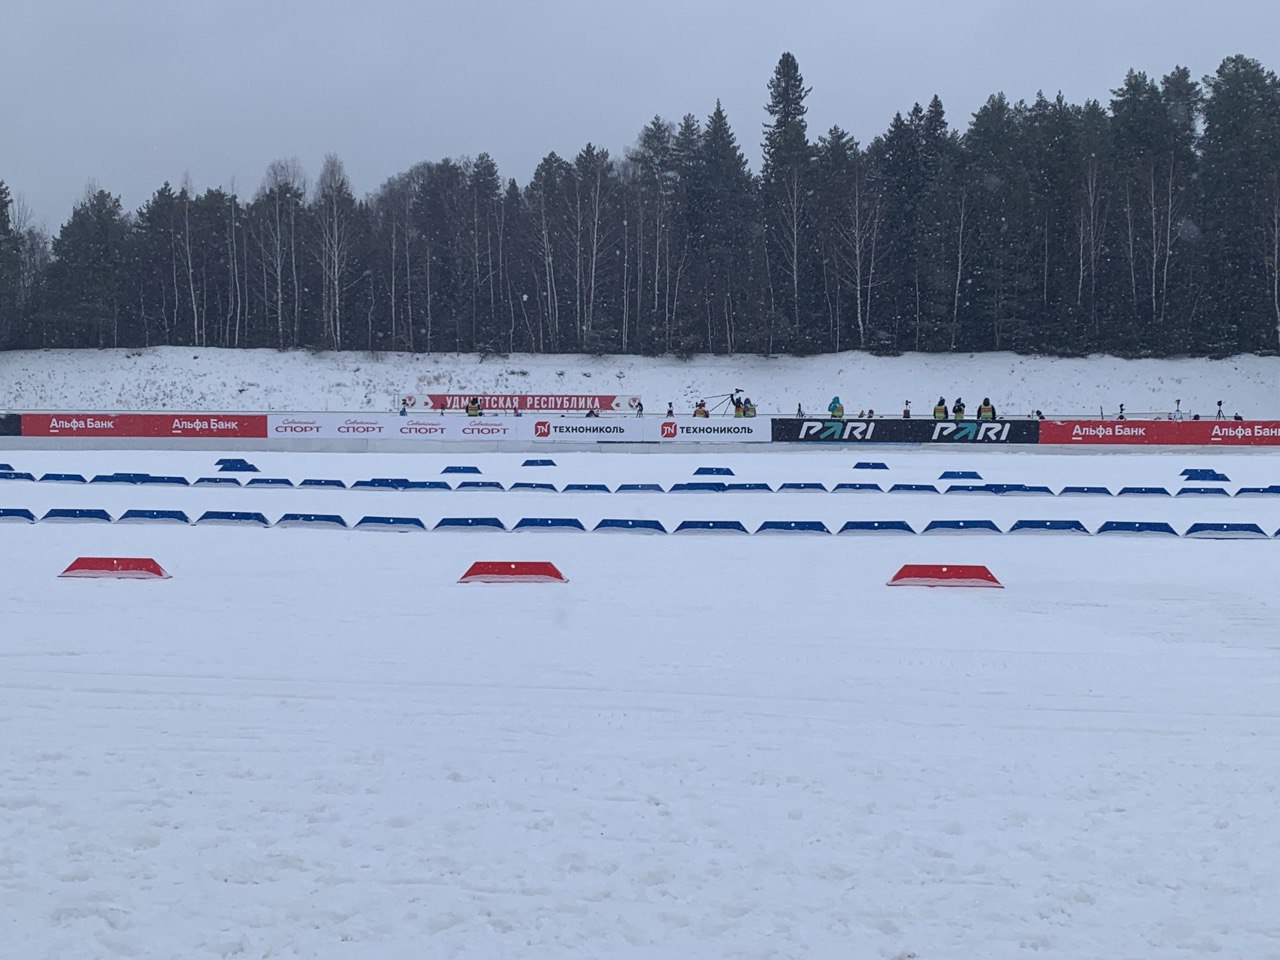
2, 346, 1277, 419
2, 445, 1278, 959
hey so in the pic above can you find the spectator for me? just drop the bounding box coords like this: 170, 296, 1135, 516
465, 397, 482, 416
1172, 399, 1184, 421
933, 397, 948, 420
952, 397, 966, 419
666, 402, 674, 417
977, 398, 996, 420
399, 405, 408, 417
585, 408, 600, 418
733, 400, 745, 418
1233, 412, 1244, 421
828, 396, 845, 419
693, 400, 709, 418
744, 398, 757, 418
635, 400, 644, 417
796, 403, 805, 417
902, 401, 911, 419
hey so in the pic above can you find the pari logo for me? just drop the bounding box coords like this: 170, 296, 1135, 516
534, 420, 551, 438
932, 421, 1011, 442
660, 420, 678, 439
799, 420, 876, 441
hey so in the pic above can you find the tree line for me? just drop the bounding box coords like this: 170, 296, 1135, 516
1, 53, 1278, 359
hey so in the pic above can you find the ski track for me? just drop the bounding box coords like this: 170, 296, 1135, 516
0, 446, 1277, 959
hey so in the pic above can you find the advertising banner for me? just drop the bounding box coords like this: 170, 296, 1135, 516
770, 418, 1038, 444
405, 393, 640, 413
645, 417, 771, 443
21, 413, 267, 438
0, 413, 18, 436
1038, 419, 1280, 445
267, 413, 523, 441
530, 418, 646, 442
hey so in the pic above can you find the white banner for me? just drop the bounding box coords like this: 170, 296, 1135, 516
268, 413, 522, 441
643, 417, 771, 443
267, 413, 770, 443
529, 417, 646, 442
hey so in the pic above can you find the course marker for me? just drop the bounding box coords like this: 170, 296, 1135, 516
458, 561, 567, 583
59, 557, 170, 580
887, 564, 1003, 588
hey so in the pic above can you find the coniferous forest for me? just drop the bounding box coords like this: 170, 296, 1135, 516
2, 53, 1279, 359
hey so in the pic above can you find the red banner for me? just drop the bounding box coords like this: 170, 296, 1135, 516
406, 393, 639, 412
1039, 420, 1280, 445
21, 413, 267, 438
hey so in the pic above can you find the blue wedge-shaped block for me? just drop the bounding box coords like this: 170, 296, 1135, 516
196, 510, 270, 527
434, 516, 506, 531
1184, 522, 1267, 540
216, 458, 259, 473
1096, 520, 1177, 536
837, 520, 915, 535
39, 473, 86, 483
990, 483, 1054, 496
832, 482, 882, 493
90, 474, 140, 484
513, 517, 586, 532
402, 480, 451, 491
694, 466, 735, 476
300, 478, 347, 488
43, 508, 112, 523
442, 465, 482, 475
522, 459, 556, 467
945, 483, 995, 494
354, 515, 425, 532
195, 477, 241, 486
0, 463, 11, 470
755, 520, 830, 535
594, 518, 667, 534
674, 519, 748, 534
1234, 485, 1280, 497
1059, 485, 1113, 496
136, 475, 190, 486
1176, 486, 1229, 497
670, 482, 725, 493
615, 483, 665, 493
921, 519, 1002, 535
455, 480, 505, 491
511, 482, 558, 492
0, 471, 36, 482
726, 482, 773, 492
889, 483, 939, 494
246, 477, 294, 488
275, 513, 348, 529
940, 470, 983, 480
1181, 469, 1230, 482
1118, 486, 1170, 497
561, 483, 609, 493
118, 509, 190, 524
351, 478, 409, 490
1008, 519, 1090, 535
0, 508, 36, 523
778, 482, 827, 492
853, 462, 889, 470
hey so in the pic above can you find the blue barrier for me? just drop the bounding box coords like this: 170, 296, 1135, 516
0, 471, 35, 482
561, 483, 610, 493
403, 481, 451, 491
778, 482, 827, 492
136, 475, 190, 486
513, 517, 586, 532
511, 482, 558, 492
300, 478, 347, 488
39, 473, 86, 483
90, 474, 143, 484
352, 478, 408, 490
674, 520, 749, 534
456, 481, 505, 491
442, 465, 482, 474
1184, 522, 1267, 540
694, 466, 735, 476
991, 483, 1054, 496
837, 520, 915, 534
1059, 485, 1113, 496
889, 483, 939, 494
1181, 469, 1230, 482
195, 477, 241, 486
726, 482, 773, 492
355, 515, 426, 532
216, 458, 258, 473
1235, 485, 1280, 496
0, 463, 11, 470
276, 513, 348, 529
940, 470, 982, 480
1008, 519, 1090, 535
756, 520, 830, 534
945, 483, 995, 494
0, 508, 36, 523
670, 482, 726, 493
1175, 487, 1229, 497
196, 510, 270, 527
1118, 486, 1171, 497
118, 509, 190, 524
594, 518, 667, 534
522, 459, 556, 467
43, 508, 112, 523
435, 517, 506, 531
616, 483, 665, 493
832, 482, 882, 493
922, 519, 1002, 534
246, 477, 294, 488
1096, 520, 1177, 536
853, 462, 889, 470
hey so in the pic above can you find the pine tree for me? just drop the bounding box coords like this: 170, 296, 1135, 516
0, 181, 22, 347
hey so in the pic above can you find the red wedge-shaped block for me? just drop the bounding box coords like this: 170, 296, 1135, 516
59, 557, 171, 579
887, 563, 1002, 588
459, 561, 567, 583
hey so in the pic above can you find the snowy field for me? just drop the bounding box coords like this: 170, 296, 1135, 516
2, 345, 1277, 419
2, 445, 1278, 959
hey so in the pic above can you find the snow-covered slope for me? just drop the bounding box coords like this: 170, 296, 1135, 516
2, 347, 1276, 419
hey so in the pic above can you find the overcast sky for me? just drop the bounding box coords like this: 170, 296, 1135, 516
4, 0, 1278, 228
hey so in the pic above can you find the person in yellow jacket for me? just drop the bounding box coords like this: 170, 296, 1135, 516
932, 397, 948, 420
952, 397, 966, 419
464, 397, 482, 416
977, 398, 997, 420
828, 396, 845, 419
744, 399, 757, 418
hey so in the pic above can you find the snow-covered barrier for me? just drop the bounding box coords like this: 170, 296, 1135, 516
1095, 521, 1178, 537
513, 518, 586, 532
275, 513, 348, 529
117, 509, 190, 524
594, 519, 666, 534
921, 519, 1002, 535
754, 520, 830, 535
1008, 520, 1090, 535
1183, 522, 1268, 540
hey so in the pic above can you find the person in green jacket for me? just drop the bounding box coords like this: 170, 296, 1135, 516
828, 396, 845, 419
932, 397, 948, 420
952, 397, 966, 419
977, 398, 996, 420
